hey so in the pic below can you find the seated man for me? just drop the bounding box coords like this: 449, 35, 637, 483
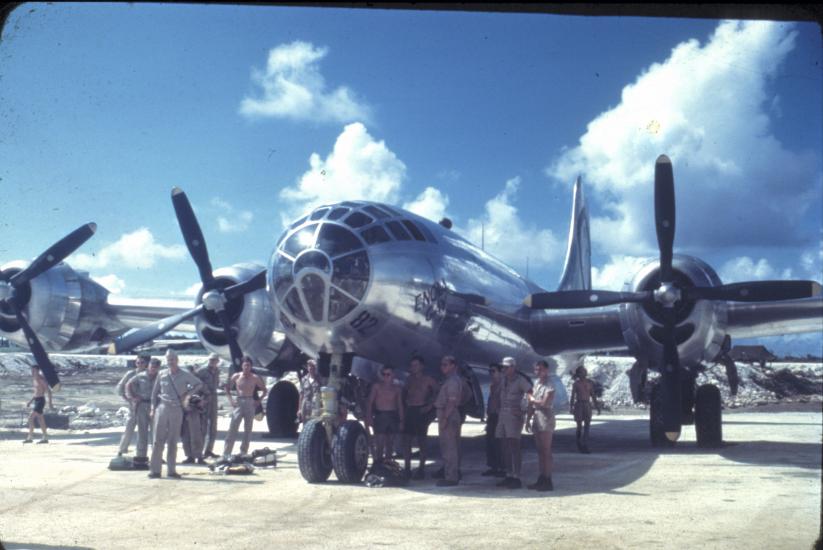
366, 366, 404, 465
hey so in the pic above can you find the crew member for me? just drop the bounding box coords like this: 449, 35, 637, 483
116, 354, 149, 456
181, 387, 207, 465
526, 359, 556, 491
195, 352, 222, 459
148, 350, 202, 479
481, 363, 505, 477
126, 357, 160, 469
495, 356, 532, 489
297, 359, 320, 428
402, 355, 438, 478
222, 355, 267, 458
434, 355, 463, 487
570, 365, 600, 453
366, 365, 404, 465
23, 365, 52, 444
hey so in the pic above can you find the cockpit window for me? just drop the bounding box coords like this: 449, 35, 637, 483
284, 288, 309, 322
416, 222, 437, 243
332, 251, 369, 299
310, 207, 329, 221
327, 207, 349, 220
402, 220, 426, 242
386, 220, 412, 241
317, 223, 363, 257
300, 274, 326, 322
283, 223, 318, 257
364, 205, 391, 219
344, 212, 373, 229
379, 205, 404, 217
328, 286, 358, 322
289, 214, 308, 229
361, 225, 391, 245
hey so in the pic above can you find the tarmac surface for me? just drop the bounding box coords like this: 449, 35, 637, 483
0, 408, 820, 550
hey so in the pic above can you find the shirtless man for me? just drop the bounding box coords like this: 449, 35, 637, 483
24, 366, 52, 444
366, 366, 404, 465
222, 356, 267, 458
402, 355, 438, 478
570, 365, 600, 453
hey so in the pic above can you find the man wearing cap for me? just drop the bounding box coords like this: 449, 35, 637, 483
148, 350, 203, 479
434, 355, 463, 487
116, 354, 149, 457
494, 356, 532, 489
126, 357, 160, 469
482, 363, 505, 477
222, 355, 267, 458
195, 352, 222, 459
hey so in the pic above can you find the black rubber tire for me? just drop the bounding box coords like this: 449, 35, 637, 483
695, 384, 722, 448
297, 418, 332, 483
331, 420, 370, 483
266, 381, 299, 438
649, 383, 675, 448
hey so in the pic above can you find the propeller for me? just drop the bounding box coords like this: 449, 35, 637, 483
107, 188, 266, 373
523, 154, 822, 441
0, 223, 97, 390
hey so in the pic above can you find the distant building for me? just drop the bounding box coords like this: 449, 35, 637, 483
728, 345, 777, 367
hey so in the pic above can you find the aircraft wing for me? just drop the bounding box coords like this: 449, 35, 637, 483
726, 296, 823, 339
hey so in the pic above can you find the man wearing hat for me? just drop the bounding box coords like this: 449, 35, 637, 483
148, 349, 203, 479
116, 354, 149, 457
434, 355, 463, 487
195, 352, 223, 459
494, 356, 532, 489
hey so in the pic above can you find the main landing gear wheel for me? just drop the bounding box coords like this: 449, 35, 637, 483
649, 383, 675, 448
266, 381, 299, 438
694, 383, 722, 448
298, 419, 332, 483
332, 420, 369, 483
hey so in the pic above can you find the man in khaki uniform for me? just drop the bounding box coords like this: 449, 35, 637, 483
222, 355, 267, 458
195, 353, 222, 458
494, 356, 532, 489
148, 350, 203, 479
126, 358, 160, 469
434, 355, 463, 487
116, 354, 149, 456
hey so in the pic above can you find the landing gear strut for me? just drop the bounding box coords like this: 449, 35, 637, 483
297, 353, 368, 483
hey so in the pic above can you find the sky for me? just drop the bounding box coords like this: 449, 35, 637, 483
1, 4, 821, 355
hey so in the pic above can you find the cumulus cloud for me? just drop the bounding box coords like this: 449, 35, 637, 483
240, 41, 371, 124
279, 122, 406, 223
460, 177, 563, 269
70, 228, 187, 270
403, 187, 450, 223
92, 274, 126, 294
591, 255, 652, 290
183, 282, 202, 297
719, 256, 792, 282
547, 21, 820, 256
211, 197, 253, 233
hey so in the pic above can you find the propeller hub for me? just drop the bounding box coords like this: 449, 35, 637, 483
654, 282, 681, 308
202, 289, 227, 312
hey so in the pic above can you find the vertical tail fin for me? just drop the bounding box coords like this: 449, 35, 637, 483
556, 177, 591, 291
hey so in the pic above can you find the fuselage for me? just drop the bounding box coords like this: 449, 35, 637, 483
267, 201, 569, 406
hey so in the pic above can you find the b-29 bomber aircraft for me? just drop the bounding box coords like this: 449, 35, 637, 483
1, 154, 820, 484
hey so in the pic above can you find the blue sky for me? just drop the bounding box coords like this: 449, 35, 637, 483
1, 4, 821, 354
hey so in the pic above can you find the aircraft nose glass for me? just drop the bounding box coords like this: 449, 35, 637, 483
272, 220, 371, 325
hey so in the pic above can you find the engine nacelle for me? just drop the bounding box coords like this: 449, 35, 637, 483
0, 260, 113, 351
192, 263, 283, 367
618, 255, 729, 368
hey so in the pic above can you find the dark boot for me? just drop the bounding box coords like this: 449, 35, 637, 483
528, 476, 545, 490
537, 476, 554, 492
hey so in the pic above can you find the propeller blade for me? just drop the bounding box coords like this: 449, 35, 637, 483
12, 306, 61, 390
223, 269, 267, 302
684, 280, 822, 303
171, 187, 214, 286
10, 223, 97, 288
524, 290, 651, 309
659, 314, 681, 442
217, 309, 244, 374
654, 155, 676, 283
108, 304, 204, 355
